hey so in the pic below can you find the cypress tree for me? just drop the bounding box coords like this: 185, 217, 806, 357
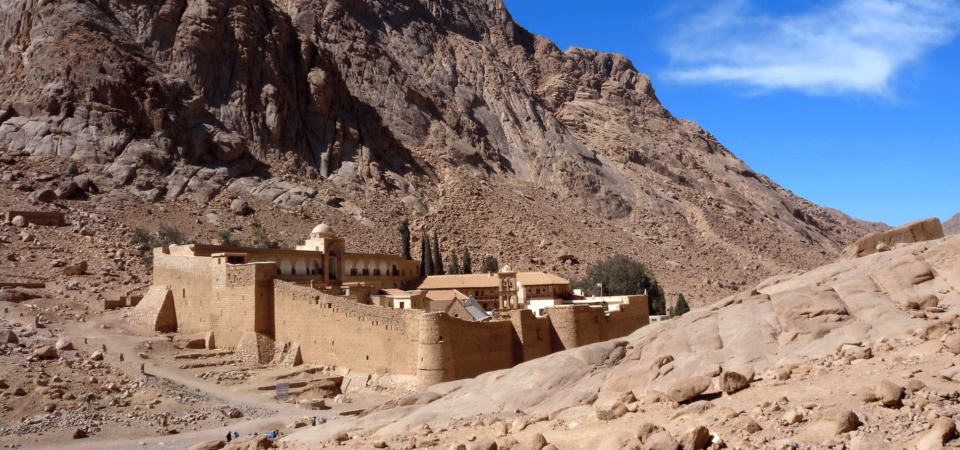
432, 231, 444, 275
399, 221, 411, 260
673, 293, 690, 317
447, 250, 460, 274
461, 249, 472, 274
481, 256, 499, 273
419, 232, 428, 276
422, 231, 434, 276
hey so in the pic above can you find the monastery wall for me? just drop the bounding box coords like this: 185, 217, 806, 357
152, 250, 212, 335
208, 262, 277, 348
508, 310, 552, 363
599, 300, 649, 342
273, 281, 423, 377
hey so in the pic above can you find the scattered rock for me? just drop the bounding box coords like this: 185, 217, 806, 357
63, 261, 88, 275
677, 425, 710, 450
666, 376, 711, 403
643, 430, 680, 450
34, 346, 58, 358
916, 418, 957, 450
876, 380, 903, 407
11, 215, 26, 227
230, 198, 250, 215
719, 371, 749, 394
732, 416, 761, 434
31, 189, 57, 203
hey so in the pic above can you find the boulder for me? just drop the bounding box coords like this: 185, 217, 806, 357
677, 426, 710, 450
858, 386, 879, 403
20, 230, 35, 242
719, 371, 749, 394
642, 390, 669, 405
666, 376, 711, 403
876, 380, 903, 407
55, 180, 78, 199
90, 351, 104, 361
840, 217, 944, 260
642, 431, 679, 450
637, 423, 666, 444
174, 334, 207, 349
11, 215, 25, 227
944, 334, 960, 354
230, 198, 250, 215
34, 346, 58, 358
63, 261, 88, 275
55, 340, 74, 351
916, 418, 958, 450
521, 434, 548, 450
732, 416, 761, 434
814, 407, 861, 435
471, 439, 497, 450
0, 329, 18, 344
30, 189, 57, 203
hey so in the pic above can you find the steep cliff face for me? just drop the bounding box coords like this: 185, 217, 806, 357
0, 0, 879, 303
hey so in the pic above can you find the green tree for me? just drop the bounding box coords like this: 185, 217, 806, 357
432, 231, 444, 275
461, 249, 472, 274
156, 225, 189, 247
250, 219, 274, 249
217, 229, 241, 247
673, 293, 690, 317
399, 221, 411, 260
571, 254, 667, 315
129, 225, 191, 272
480, 256, 499, 274
447, 250, 460, 275
421, 231, 434, 276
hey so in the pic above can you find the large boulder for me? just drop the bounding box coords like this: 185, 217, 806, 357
30, 189, 57, 203
718, 371, 749, 394
677, 426, 710, 450
0, 329, 18, 344
63, 261, 88, 275
55, 180, 78, 199
643, 431, 679, 450
876, 380, 903, 407
666, 376, 711, 403
840, 217, 944, 260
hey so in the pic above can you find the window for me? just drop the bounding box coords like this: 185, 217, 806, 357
362, 269, 369, 276
350, 268, 357, 276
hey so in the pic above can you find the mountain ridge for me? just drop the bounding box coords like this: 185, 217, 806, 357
0, 0, 882, 305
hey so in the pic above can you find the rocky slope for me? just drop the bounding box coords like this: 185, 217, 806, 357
945, 213, 960, 235
0, 0, 883, 304
279, 233, 960, 450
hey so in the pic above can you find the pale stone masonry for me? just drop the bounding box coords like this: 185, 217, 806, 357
133, 224, 650, 387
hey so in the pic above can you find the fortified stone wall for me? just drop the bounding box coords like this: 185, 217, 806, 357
273, 281, 423, 376
508, 310, 552, 363
208, 262, 277, 348
153, 250, 212, 334
545, 302, 648, 351
429, 313, 516, 383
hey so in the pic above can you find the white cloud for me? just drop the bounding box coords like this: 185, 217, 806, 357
664, 0, 960, 94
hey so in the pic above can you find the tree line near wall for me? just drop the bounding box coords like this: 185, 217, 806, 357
396, 222, 688, 317
399, 220, 497, 276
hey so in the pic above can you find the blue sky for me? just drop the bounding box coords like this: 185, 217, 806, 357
502, 0, 960, 226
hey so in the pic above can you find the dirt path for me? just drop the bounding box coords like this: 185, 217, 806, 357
28, 310, 385, 449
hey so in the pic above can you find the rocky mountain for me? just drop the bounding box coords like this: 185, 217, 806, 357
945, 213, 960, 235
0, 0, 882, 305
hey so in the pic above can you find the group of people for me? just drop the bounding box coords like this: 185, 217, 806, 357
224, 429, 283, 442
224, 416, 335, 443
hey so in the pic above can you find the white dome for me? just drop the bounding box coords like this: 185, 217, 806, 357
312, 223, 333, 234
499, 265, 513, 273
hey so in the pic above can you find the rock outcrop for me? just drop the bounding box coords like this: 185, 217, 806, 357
945, 213, 960, 236
840, 217, 944, 260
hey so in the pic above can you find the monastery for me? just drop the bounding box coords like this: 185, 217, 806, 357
130, 224, 650, 387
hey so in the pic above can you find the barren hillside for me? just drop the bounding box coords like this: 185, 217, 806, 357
0, 0, 881, 304
944, 213, 960, 235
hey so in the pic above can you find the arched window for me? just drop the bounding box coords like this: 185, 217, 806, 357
280, 259, 293, 275
295, 259, 307, 276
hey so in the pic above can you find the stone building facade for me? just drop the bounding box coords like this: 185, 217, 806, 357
135, 225, 650, 387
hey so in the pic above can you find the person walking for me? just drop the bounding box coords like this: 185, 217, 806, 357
226, 431, 232, 443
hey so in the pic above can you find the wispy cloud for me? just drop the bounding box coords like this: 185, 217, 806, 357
663, 0, 960, 95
